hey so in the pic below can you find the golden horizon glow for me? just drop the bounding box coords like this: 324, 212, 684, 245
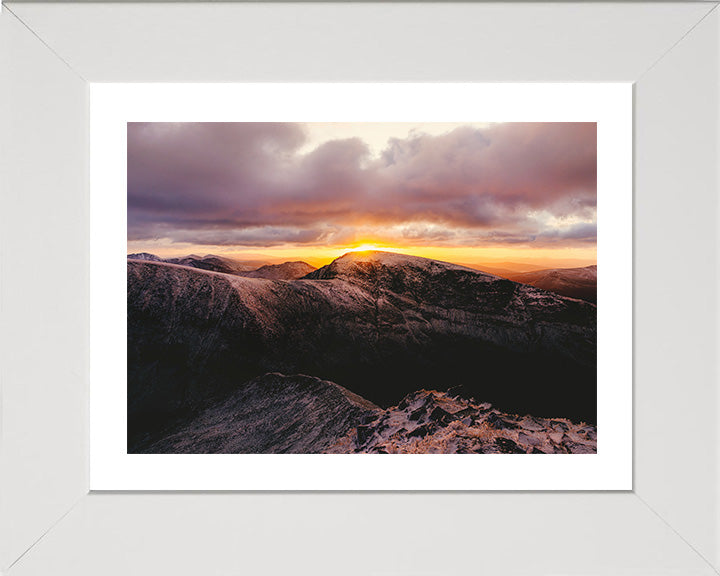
128, 239, 597, 270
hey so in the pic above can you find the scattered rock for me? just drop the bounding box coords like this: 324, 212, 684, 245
517, 432, 542, 446
551, 420, 569, 432
495, 437, 525, 454
429, 407, 453, 423
408, 424, 432, 439
486, 413, 518, 430
356, 425, 375, 446
409, 408, 425, 422
519, 417, 547, 431
325, 389, 596, 455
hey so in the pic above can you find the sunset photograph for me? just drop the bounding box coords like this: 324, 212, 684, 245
127, 122, 597, 454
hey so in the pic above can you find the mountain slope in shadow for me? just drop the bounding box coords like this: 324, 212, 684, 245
140, 373, 378, 454
140, 373, 596, 454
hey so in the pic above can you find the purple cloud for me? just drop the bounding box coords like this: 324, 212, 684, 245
128, 122, 596, 247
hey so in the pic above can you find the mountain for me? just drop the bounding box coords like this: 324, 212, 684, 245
139, 374, 594, 454
165, 254, 259, 275
139, 373, 378, 453
126, 252, 313, 278
464, 264, 522, 278
327, 388, 596, 454
127, 252, 163, 262
506, 265, 597, 303
462, 261, 550, 275
127, 253, 261, 275
242, 261, 316, 280
127, 251, 596, 450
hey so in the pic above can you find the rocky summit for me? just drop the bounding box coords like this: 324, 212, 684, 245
326, 388, 596, 454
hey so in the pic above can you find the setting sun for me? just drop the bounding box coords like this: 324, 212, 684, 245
347, 244, 382, 253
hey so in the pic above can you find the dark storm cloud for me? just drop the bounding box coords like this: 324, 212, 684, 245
127, 122, 596, 247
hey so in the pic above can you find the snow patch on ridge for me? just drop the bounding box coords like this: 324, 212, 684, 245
326, 389, 596, 454
330, 250, 500, 278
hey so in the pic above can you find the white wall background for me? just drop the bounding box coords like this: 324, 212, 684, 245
1, 3, 719, 574
0, 6, 88, 571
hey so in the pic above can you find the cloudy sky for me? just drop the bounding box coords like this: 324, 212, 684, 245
127, 122, 596, 266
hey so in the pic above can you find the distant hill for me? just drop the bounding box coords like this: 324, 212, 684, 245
506, 265, 597, 303
242, 261, 316, 280
128, 253, 264, 276
164, 254, 259, 275
463, 264, 525, 278
127, 252, 163, 262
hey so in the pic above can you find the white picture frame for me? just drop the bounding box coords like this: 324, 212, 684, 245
1, 2, 719, 574
90, 83, 631, 491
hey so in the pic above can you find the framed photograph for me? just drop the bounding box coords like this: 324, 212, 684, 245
2, 2, 718, 574
90, 83, 631, 490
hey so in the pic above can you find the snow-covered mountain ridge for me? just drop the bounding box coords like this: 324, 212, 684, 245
127, 251, 597, 452
327, 388, 596, 454
138, 373, 595, 454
